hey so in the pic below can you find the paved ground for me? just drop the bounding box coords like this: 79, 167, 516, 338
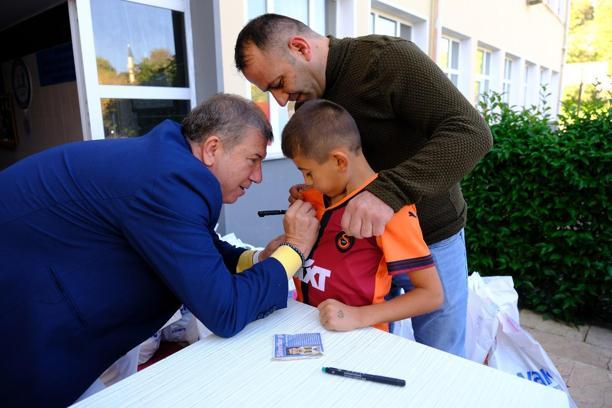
520, 310, 612, 407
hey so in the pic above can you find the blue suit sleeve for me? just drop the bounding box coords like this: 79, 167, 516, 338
119, 171, 288, 337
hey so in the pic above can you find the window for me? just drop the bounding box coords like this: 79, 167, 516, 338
539, 67, 551, 109
75, 0, 194, 139
439, 36, 460, 87
523, 62, 536, 106
502, 56, 513, 104
550, 71, 560, 117
247, 0, 331, 159
474, 48, 492, 103
370, 11, 412, 41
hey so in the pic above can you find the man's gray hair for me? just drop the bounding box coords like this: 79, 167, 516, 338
182, 93, 272, 148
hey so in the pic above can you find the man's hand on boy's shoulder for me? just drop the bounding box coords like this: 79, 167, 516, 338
341, 191, 393, 239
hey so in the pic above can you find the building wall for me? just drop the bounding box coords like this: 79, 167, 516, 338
0, 0, 571, 245
217, 1, 249, 96
441, 0, 565, 69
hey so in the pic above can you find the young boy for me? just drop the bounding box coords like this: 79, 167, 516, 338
281, 99, 444, 332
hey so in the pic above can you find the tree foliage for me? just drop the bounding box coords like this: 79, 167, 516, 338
567, 0, 612, 74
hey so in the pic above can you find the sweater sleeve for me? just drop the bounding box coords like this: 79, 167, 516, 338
365, 40, 493, 211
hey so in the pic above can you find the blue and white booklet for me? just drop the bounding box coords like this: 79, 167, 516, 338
273, 333, 324, 360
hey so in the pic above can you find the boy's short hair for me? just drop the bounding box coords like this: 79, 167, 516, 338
281, 99, 361, 163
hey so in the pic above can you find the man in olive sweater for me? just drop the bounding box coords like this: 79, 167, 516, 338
235, 14, 492, 356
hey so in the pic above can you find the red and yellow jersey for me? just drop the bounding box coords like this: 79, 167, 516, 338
295, 174, 434, 331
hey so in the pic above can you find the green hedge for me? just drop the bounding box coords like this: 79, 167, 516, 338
463, 92, 611, 325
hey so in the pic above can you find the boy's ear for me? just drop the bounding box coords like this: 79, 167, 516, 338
331, 150, 349, 172
201, 135, 222, 166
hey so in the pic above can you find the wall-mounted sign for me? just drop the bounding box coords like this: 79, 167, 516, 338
11, 58, 32, 110
36, 42, 76, 86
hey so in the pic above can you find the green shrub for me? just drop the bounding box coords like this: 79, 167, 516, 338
463, 91, 611, 325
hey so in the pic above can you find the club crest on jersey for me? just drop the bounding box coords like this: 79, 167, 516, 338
335, 231, 355, 253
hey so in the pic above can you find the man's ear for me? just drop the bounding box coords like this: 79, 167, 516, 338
201, 135, 222, 166
288, 36, 312, 61
331, 150, 349, 172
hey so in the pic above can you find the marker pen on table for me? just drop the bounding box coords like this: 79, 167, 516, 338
257, 210, 286, 217
322, 367, 406, 387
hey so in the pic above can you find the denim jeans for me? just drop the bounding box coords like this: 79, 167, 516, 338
390, 229, 468, 357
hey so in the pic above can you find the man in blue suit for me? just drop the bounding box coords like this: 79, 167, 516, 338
0, 93, 318, 407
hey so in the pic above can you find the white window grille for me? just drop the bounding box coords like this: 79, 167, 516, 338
502, 56, 514, 104
369, 11, 412, 41
439, 36, 460, 87
474, 48, 492, 103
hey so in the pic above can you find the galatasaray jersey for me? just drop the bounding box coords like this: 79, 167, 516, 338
294, 174, 434, 331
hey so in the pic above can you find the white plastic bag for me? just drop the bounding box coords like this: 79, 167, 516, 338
465, 272, 518, 363
466, 272, 575, 407
138, 330, 162, 364
488, 311, 572, 400
162, 305, 211, 344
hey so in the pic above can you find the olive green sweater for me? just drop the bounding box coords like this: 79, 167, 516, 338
322, 35, 493, 244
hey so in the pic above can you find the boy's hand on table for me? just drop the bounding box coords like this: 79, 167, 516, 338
317, 299, 363, 331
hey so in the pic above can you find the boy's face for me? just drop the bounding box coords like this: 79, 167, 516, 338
292, 154, 347, 200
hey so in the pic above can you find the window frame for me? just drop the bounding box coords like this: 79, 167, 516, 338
474, 47, 492, 104
72, 0, 196, 140
523, 61, 536, 107
369, 10, 413, 41
502, 56, 514, 104
439, 35, 461, 88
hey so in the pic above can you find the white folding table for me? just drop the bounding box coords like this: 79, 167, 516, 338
73, 300, 569, 407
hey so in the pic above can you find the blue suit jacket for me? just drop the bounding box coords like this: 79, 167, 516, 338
0, 120, 288, 407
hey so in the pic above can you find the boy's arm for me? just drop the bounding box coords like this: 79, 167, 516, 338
318, 266, 443, 331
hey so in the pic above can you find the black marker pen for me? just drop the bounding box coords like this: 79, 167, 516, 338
322, 367, 406, 387
257, 210, 286, 217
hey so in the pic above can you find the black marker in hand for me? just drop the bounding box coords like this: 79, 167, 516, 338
257, 210, 287, 217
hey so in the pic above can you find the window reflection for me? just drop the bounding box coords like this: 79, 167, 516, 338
92, 0, 188, 87
440, 38, 449, 68
101, 99, 190, 138
250, 84, 270, 120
